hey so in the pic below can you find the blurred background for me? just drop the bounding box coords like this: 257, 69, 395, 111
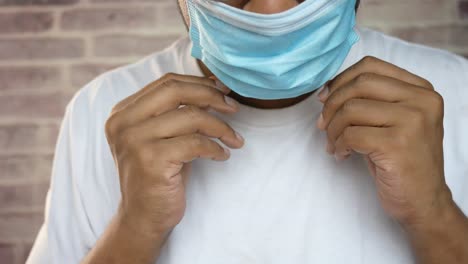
0, 0, 467, 263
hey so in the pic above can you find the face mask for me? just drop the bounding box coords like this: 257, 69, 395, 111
187, 0, 359, 100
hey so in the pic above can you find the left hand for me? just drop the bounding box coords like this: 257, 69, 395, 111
317, 56, 453, 227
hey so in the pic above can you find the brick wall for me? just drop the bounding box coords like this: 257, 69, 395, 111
0, 0, 467, 263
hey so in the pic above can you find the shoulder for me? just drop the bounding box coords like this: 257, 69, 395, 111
58, 36, 192, 240
357, 27, 468, 207
68, 36, 192, 120
356, 27, 468, 112
63, 36, 192, 173
357, 27, 468, 81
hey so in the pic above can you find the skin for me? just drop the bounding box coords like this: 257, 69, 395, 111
317, 57, 468, 263
82, 1, 468, 263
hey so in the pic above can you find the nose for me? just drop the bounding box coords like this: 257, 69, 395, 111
243, 0, 299, 14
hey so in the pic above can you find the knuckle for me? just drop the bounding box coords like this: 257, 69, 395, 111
161, 78, 180, 89
160, 79, 188, 101
428, 90, 444, 114
110, 103, 121, 115
161, 72, 178, 81
105, 113, 120, 139
360, 56, 378, 66
346, 60, 360, 73
421, 78, 435, 90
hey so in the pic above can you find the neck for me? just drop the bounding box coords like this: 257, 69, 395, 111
198, 60, 314, 109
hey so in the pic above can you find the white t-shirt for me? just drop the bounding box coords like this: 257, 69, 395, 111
27, 27, 468, 264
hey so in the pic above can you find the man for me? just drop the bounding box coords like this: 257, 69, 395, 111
27, 0, 468, 263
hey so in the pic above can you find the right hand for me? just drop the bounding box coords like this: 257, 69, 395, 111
105, 73, 244, 238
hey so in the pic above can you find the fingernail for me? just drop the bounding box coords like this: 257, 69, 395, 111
224, 147, 231, 157
235, 131, 244, 143
224, 96, 239, 109
335, 153, 345, 162
316, 113, 325, 130
318, 85, 329, 102
336, 152, 351, 162
216, 80, 231, 94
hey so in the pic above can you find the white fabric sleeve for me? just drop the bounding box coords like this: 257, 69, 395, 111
26, 96, 96, 264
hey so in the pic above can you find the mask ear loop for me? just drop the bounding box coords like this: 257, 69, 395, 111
181, 0, 192, 28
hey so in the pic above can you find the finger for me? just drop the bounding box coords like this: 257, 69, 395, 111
209, 76, 231, 94
333, 126, 391, 159
326, 99, 406, 154
318, 74, 425, 130
112, 79, 240, 132
112, 73, 229, 114
199, 76, 232, 111
320, 56, 434, 101
180, 164, 192, 187
161, 133, 231, 163
122, 105, 244, 149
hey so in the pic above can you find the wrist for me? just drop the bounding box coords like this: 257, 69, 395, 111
402, 185, 459, 237
81, 206, 170, 264
116, 204, 171, 243
401, 187, 468, 264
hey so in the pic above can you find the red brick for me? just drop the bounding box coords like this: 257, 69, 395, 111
0, 12, 53, 34
0, 66, 63, 92
449, 24, 468, 46
0, 0, 78, 5
0, 154, 53, 182
21, 242, 34, 264
0, 242, 15, 264
0, 93, 69, 119
61, 7, 157, 31
0, 2, 465, 261
392, 25, 468, 48
357, 1, 454, 25
157, 1, 184, 27
392, 26, 449, 47
0, 38, 84, 61
0, 123, 59, 153
0, 212, 44, 242
3, 155, 53, 181
91, 0, 170, 2
460, 1, 468, 19
70, 63, 122, 88
0, 183, 49, 212
93, 34, 180, 57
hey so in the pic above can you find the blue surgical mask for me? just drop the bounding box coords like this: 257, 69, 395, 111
187, 0, 359, 99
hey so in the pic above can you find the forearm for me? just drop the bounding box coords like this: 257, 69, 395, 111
81, 207, 168, 264
405, 198, 468, 264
